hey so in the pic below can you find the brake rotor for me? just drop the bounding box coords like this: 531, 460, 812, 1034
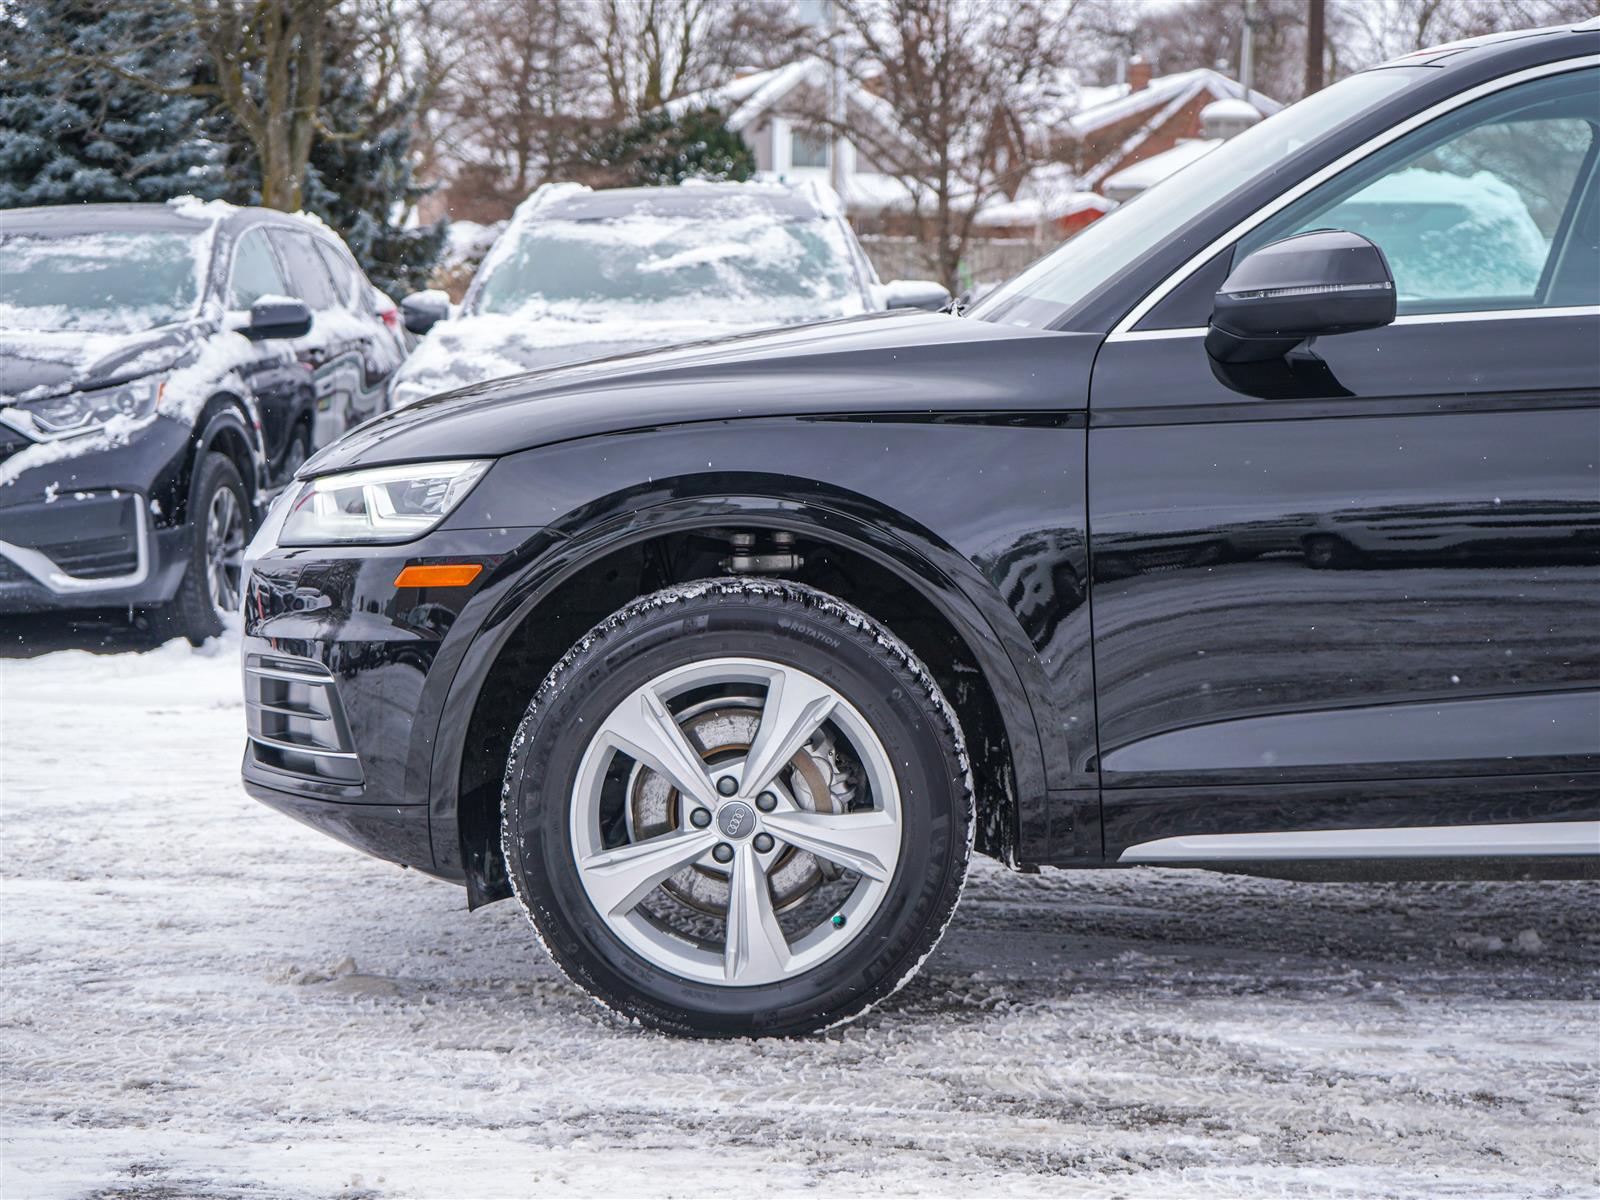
625, 696, 851, 915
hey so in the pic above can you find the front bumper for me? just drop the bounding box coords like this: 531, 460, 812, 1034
0, 416, 193, 612
239, 524, 541, 876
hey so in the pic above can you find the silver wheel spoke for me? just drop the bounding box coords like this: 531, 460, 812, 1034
206, 488, 243, 614
603, 689, 722, 810
724, 843, 791, 982
569, 656, 903, 987
579, 828, 717, 917
741, 667, 837, 798
761, 810, 900, 882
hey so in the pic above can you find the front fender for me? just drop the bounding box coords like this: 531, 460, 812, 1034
176, 395, 266, 526
414, 489, 1053, 874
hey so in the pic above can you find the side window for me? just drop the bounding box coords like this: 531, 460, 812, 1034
227, 229, 288, 309
268, 229, 339, 310
314, 240, 361, 308
1241, 68, 1599, 316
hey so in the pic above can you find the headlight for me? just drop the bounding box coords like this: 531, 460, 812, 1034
278, 460, 491, 546
15, 377, 162, 437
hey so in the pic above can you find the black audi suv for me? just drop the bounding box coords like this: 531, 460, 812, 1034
0, 201, 405, 641
241, 22, 1600, 1037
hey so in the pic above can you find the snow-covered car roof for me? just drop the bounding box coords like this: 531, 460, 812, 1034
0, 199, 340, 242
510, 179, 843, 227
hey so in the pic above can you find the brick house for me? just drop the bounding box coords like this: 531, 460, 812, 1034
1064, 59, 1281, 196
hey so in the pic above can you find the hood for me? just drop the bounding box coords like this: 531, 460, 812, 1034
0, 324, 197, 404
306, 310, 1100, 475
388, 309, 817, 402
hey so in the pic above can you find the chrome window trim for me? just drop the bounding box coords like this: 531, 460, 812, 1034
1104, 303, 1600, 343
0, 497, 150, 593
1120, 820, 1600, 862
1111, 55, 1600, 337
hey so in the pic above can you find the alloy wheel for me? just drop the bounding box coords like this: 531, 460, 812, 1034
569, 657, 903, 987
204, 485, 245, 619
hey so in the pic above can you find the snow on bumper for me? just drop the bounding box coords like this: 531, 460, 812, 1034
0, 415, 194, 611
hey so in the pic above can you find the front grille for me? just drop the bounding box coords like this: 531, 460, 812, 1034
36, 532, 138, 579
0, 558, 30, 584
244, 655, 363, 785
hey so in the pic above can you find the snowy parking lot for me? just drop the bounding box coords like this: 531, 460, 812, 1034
2, 630, 1596, 1199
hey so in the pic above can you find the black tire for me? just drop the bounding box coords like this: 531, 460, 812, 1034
151, 452, 250, 646
501, 578, 973, 1038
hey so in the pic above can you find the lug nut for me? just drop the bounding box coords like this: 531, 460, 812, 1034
717, 776, 738, 796
756, 791, 778, 812
689, 808, 711, 828
753, 832, 775, 853
712, 843, 734, 864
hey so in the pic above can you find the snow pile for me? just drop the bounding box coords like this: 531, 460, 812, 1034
440, 219, 506, 271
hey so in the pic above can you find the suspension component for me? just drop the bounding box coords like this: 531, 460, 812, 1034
721, 530, 804, 574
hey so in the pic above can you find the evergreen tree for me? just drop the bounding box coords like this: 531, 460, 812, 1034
583, 107, 755, 188
0, 1, 226, 207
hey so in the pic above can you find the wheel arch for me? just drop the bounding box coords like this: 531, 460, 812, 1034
430, 490, 1050, 908
166, 393, 265, 529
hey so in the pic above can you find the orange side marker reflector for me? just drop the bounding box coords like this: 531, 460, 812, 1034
394, 563, 482, 588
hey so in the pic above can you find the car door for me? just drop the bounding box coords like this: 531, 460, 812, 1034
266, 228, 357, 451
312, 238, 403, 424
224, 226, 310, 478
1087, 65, 1600, 854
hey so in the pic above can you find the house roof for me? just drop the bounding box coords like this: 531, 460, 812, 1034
1068, 68, 1280, 138
667, 56, 925, 190
663, 60, 819, 131
668, 58, 870, 134
972, 162, 1109, 228
1101, 137, 1222, 197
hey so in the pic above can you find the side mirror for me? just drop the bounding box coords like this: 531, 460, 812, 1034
243, 296, 312, 341
1206, 229, 1396, 363
883, 279, 952, 312
401, 290, 452, 335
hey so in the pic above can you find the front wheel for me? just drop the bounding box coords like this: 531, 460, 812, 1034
501, 579, 973, 1038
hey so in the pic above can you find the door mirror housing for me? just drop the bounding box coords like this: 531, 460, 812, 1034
883, 279, 953, 312
1206, 229, 1396, 363
243, 296, 312, 341
401, 290, 452, 335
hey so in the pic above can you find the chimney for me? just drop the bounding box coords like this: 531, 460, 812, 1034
1127, 55, 1152, 93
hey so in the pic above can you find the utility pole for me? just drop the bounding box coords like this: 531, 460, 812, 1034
826, 0, 846, 195
1306, 0, 1326, 94
1240, 0, 1256, 94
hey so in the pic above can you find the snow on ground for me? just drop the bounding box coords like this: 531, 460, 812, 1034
1, 630, 1596, 1199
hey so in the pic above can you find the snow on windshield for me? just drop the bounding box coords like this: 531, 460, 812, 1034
470, 200, 862, 324
0, 231, 204, 335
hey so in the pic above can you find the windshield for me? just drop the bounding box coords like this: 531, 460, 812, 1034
0, 229, 205, 334
470, 204, 865, 324
970, 68, 1423, 330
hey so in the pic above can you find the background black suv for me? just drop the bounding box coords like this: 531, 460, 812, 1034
0, 201, 406, 641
